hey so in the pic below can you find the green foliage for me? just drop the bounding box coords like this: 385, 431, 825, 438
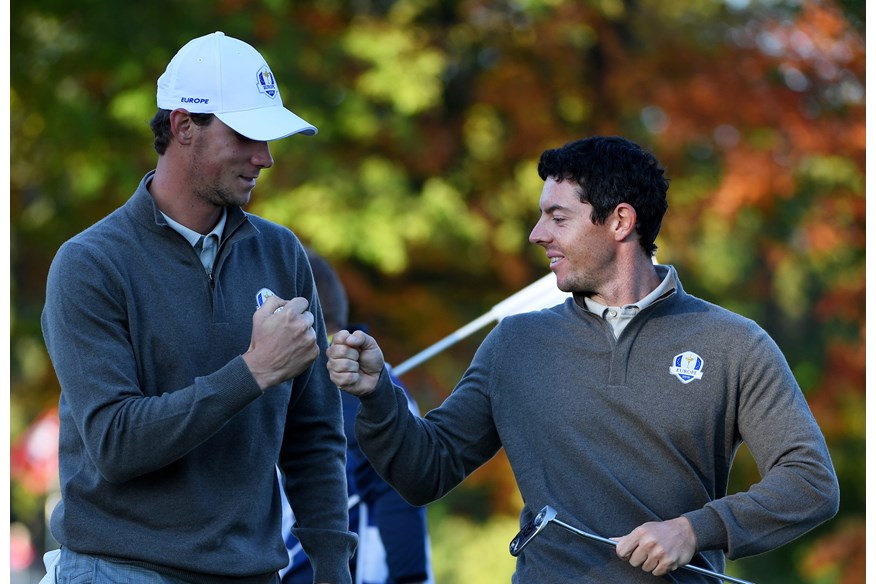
344, 24, 448, 115
251, 159, 489, 273
428, 507, 518, 583
10, 0, 865, 581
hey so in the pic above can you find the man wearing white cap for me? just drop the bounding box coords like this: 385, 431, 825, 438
41, 32, 356, 584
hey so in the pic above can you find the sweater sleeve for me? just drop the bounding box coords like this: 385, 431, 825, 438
41, 241, 264, 483
355, 340, 503, 508
277, 245, 357, 584
683, 325, 840, 559
280, 358, 357, 583
351, 439, 430, 582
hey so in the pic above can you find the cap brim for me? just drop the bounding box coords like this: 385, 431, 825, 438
216, 106, 317, 141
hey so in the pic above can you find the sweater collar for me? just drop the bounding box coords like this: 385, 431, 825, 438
628, 263, 677, 309
575, 264, 681, 314
127, 170, 254, 242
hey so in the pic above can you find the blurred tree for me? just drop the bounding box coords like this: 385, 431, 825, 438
11, 1, 864, 582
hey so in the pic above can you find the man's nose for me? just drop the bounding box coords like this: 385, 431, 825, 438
252, 142, 274, 168
529, 219, 546, 245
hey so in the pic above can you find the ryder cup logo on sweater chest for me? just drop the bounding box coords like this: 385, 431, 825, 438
669, 351, 704, 384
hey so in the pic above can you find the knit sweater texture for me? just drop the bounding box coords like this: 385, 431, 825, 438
41, 171, 356, 584
355, 267, 839, 583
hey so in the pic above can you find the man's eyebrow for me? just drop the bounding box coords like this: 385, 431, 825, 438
541, 203, 573, 214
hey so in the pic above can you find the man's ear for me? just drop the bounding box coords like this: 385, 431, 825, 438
612, 203, 638, 243
169, 109, 196, 146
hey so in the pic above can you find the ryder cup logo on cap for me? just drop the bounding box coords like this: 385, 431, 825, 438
669, 351, 705, 384
156, 31, 317, 141
257, 66, 277, 97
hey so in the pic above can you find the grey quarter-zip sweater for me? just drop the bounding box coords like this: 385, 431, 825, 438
41, 171, 356, 584
354, 267, 839, 583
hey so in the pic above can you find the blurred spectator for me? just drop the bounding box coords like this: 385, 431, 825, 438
280, 250, 432, 584
10, 408, 59, 495
10, 522, 36, 583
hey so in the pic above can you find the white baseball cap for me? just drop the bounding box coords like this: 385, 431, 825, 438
157, 31, 317, 141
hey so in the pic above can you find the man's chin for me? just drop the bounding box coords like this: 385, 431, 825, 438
556, 279, 589, 296
555, 278, 575, 294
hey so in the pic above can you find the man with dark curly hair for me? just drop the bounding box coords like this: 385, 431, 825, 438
327, 136, 839, 583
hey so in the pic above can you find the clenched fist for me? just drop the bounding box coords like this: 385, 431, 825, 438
613, 516, 696, 577
243, 295, 319, 390
326, 329, 385, 396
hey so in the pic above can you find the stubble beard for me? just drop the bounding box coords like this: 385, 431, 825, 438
193, 180, 249, 209
189, 143, 251, 209
557, 274, 594, 296
555, 258, 607, 297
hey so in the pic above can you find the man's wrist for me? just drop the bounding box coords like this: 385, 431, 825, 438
242, 351, 274, 391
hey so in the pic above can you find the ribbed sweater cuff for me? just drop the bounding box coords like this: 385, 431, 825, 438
356, 367, 397, 415
683, 506, 728, 552
292, 527, 357, 584
209, 356, 265, 410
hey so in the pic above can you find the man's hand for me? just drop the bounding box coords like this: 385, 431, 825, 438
613, 516, 697, 577
243, 295, 319, 390
326, 329, 385, 396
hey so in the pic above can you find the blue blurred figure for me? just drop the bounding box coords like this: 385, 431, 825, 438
280, 250, 433, 584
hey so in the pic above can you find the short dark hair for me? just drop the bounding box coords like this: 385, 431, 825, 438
149, 109, 215, 155
537, 136, 669, 257
305, 248, 349, 333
